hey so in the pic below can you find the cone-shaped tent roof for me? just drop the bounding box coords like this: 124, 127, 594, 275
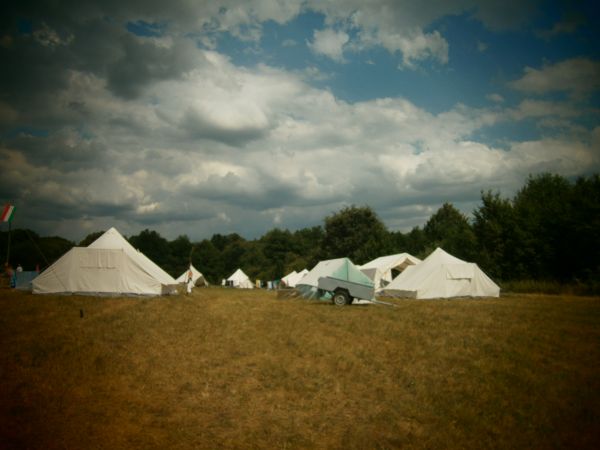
88, 227, 176, 287
226, 268, 254, 289
176, 264, 208, 286
381, 248, 499, 299
32, 227, 178, 296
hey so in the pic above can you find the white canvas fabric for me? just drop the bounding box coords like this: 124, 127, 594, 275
359, 253, 421, 290
281, 270, 297, 286
32, 227, 178, 296
380, 248, 500, 299
176, 264, 208, 287
226, 268, 254, 289
281, 269, 308, 287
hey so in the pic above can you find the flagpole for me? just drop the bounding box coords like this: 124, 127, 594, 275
6, 217, 10, 266
3, 203, 14, 266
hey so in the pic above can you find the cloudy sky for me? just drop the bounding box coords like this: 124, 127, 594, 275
1, 1, 599, 241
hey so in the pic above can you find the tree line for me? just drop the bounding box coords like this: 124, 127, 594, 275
2, 173, 599, 288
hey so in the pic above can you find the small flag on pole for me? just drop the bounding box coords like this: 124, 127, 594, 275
1, 204, 15, 222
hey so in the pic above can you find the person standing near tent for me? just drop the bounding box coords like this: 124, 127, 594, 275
186, 267, 194, 295
5, 263, 15, 288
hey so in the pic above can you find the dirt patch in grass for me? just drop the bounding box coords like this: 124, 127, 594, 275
1, 288, 599, 449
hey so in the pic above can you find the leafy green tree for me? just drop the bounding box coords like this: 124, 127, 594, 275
1, 229, 42, 270
423, 203, 477, 260
240, 243, 269, 282
565, 175, 600, 281
211, 233, 243, 251
403, 226, 428, 258
129, 229, 172, 274
169, 235, 193, 277
322, 205, 388, 264
513, 173, 572, 280
38, 236, 75, 271
261, 228, 295, 279
192, 239, 223, 284
473, 191, 519, 279
1, 229, 74, 271
221, 234, 248, 277
291, 226, 324, 269
78, 231, 104, 247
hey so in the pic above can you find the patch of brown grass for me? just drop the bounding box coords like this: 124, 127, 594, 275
0, 288, 599, 449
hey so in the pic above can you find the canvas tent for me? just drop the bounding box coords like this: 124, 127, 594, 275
380, 247, 500, 299
226, 268, 254, 289
281, 269, 309, 288
359, 253, 421, 290
32, 227, 178, 296
176, 264, 208, 287
296, 258, 374, 300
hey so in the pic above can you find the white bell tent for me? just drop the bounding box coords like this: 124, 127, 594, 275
226, 268, 254, 289
32, 227, 178, 296
176, 264, 208, 287
380, 248, 499, 299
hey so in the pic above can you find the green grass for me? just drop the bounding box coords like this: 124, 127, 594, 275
0, 288, 599, 449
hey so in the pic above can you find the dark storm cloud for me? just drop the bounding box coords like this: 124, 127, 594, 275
24, 197, 135, 222
0, 12, 202, 110
105, 34, 200, 99
123, 207, 216, 226
7, 131, 110, 170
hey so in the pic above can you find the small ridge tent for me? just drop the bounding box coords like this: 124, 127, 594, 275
380, 247, 499, 299
359, 253, 421, 290
281, 269, 309, 288
32, 227, 178, 296
176, 264, 208, 287
296, 258, 374, 300
226, 268, 254, 289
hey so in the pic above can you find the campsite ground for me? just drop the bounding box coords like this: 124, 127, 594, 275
0, 288, 598, 449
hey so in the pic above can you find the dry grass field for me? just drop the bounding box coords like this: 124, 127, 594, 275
0, 288, 599, 449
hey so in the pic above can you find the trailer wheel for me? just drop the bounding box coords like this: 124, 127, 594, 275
332, 290, 350, 306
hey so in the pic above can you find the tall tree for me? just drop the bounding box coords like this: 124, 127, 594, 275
129, 229, 172, 273
261, 228, 294, 280
404, 226, 428, 259
322, 205, 388, 264
513, 173, 572, 280
423, 203, 477, 260
192, 239, 223, 284
78, 231, 104, 247
37, 236, 75, 271
473, 191, 519, 279
565, 175, 600, 281
169, 235, 193, 277
292, 226, 324, 269
221, 234, 248, 277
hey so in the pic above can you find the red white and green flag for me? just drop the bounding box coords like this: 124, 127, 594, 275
1, 204, 15, 222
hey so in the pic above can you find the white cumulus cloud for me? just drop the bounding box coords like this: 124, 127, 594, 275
308, 28, 350, 62
510, 58, 600, 98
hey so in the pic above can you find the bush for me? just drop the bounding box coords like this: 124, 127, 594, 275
501, 279, 600, 296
